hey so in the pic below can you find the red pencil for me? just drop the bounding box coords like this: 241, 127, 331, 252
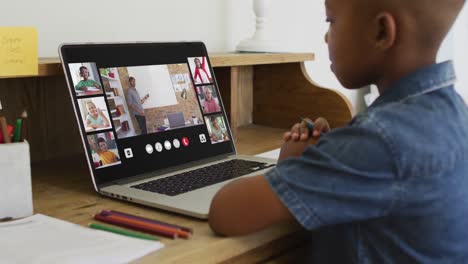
103, 213, 191, 239
94, 213, 178, 239
105, 210, 193, 234
95, 213, 192, 239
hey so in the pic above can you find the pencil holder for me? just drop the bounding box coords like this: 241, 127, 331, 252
0, 141, 33, 219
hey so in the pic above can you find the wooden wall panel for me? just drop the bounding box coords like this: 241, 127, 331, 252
0, 76, 83, 162
253, 63, 353, 129
213, 67, 232, 121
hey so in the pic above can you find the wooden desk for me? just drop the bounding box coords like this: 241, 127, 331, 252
33, 126, 309, 264
1, 53, 352, 263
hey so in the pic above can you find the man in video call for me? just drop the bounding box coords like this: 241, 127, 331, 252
127, 77, 149, 134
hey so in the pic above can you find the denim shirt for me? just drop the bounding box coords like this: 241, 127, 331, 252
265, 61, 468, 263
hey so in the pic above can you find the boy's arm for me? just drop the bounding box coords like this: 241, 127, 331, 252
93, 80, 101, 88
209, 175, 294, 236
209, 140, 309, 236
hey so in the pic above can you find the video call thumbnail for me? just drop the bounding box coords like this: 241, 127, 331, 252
87, 132, 121, 169
204, 115, 230, 144
188, 57, 213, 84
99, 63, 204, 139
197, 85, 221, 114
68, 62, 104, 97
77, 97, 112, 132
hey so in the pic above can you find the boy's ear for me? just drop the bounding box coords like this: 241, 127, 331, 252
374, 12, 397, 50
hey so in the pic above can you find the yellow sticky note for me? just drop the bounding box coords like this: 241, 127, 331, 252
0, 27, 38, 77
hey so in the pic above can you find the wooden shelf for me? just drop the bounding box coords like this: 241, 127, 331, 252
0, 53, 315, 79
100, 74, 118, 81
235, 125, 286, 155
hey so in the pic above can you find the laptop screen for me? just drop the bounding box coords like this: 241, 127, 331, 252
60, 43, 235, 187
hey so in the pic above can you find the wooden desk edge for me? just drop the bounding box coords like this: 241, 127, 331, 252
1, 53, 315, 79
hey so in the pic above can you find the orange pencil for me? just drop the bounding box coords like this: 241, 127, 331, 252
94, 213, 177, 239
105, 213, 191, 239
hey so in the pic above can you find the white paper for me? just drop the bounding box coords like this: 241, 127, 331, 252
255, 148, 280, 160
86, 86, 101, 92
0, 214, 164, 264
0, 141, 33, 218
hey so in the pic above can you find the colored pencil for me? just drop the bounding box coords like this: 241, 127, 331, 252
89, 222, 159, 241
96, 212, 191, 239
105, 210, 193, 233
0, 116, 11, 143
13, 118, 22, 142
100, 212, 191, 239
19, 110, 28, 142
94, 213, 178, 239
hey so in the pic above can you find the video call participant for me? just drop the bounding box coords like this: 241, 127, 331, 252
209, 117, 228, 142
88, 137, 120, 166
85, 101, 110, 130
193, 57, 212, 84
203, 87, 221, 113
75, 66, 101, 92
126, 77, 149, 134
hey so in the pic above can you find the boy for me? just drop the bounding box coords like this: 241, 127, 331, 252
209, 0, 468, 262
75, 66, 101, 91
89, 137, 119, 165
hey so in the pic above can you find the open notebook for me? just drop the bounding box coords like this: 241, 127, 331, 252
0, 214, 164, 264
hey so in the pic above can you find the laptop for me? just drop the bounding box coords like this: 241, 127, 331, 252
167, 112, 185, 128
59, 42, 276, 219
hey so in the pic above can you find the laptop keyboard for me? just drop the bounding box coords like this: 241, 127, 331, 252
131, 159, 275, 196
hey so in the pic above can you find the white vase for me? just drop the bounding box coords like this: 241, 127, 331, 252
236, 0, 286, 52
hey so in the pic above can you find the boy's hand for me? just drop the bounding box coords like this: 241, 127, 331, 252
311, 117, 330, 138
283, 117, 330, 142
278, 140, 310, 162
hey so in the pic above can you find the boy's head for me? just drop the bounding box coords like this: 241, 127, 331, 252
325, 0, 465, 90
97, 137, 108, 151
79, 66, 89, 80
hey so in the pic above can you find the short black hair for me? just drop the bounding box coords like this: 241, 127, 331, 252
79, 66, 88, 73
97, 137, 107, 144
129, 77, 135, 82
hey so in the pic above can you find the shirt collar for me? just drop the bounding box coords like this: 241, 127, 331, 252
370, 61, 456, 108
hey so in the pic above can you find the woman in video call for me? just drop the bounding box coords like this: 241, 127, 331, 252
85, 101, 110, 130
193, 57, 212, 84
203, 87, 220, 113
210, 117, 228, 142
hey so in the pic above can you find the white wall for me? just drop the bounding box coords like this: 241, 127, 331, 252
432, 3, 468, 103
0, 0, 228, 56
2, 0, 464, 110
452, 3, 468, 103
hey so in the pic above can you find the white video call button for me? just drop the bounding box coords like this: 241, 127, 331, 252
124, 148, 134, 159
199, 134, 207, 143
145, 144, 154, 154
155, 142, 163, 152
173, 139, 181, 149
164, 140, 172, 150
